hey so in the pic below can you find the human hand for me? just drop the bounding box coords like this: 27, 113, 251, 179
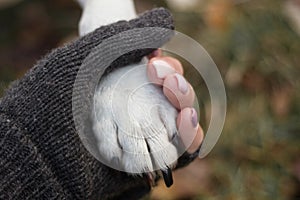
147, 50, 204, 154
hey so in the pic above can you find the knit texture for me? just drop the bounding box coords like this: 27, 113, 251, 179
0, 8, 198, 200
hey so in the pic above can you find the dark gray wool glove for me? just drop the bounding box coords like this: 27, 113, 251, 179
0, 8, 198, 200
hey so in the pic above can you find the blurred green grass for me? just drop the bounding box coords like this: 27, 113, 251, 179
1, 0, 299, 199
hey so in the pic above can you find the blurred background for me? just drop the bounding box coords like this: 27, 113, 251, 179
0, 0, 299, 199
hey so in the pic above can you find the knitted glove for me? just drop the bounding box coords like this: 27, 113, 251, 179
0, 8, 198, 200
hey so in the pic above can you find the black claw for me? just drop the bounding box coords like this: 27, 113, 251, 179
161, 167, 173, 187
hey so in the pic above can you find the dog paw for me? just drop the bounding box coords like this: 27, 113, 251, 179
92, 63, 180, 174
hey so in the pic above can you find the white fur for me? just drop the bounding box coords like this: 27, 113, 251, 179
92, 65, 179, 173
78, 0, 137, 36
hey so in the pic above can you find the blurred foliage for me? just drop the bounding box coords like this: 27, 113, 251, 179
0, 0, 299, 199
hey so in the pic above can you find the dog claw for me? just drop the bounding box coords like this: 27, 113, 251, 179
161, 167, 173, 187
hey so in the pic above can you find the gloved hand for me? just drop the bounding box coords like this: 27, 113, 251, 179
0, 8, 199, 200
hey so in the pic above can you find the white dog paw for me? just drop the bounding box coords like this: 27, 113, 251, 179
92, 63, 180, 174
